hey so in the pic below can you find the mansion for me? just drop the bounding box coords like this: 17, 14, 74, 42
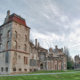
0, 11, 67, 74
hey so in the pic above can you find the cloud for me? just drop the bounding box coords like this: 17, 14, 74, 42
0, 0, 80, 58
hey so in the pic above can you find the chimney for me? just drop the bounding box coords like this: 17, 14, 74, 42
61, 48, 63, 52
35, 39, 38, 48
55, 45, 58, 49
7, 10, 10, 17
4, 10, 10, 23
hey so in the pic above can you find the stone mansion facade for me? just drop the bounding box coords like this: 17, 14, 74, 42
0, 11, 67, 74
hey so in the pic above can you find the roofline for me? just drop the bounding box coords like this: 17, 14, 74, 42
0, 20, 30, 29
10, 13, 25, 21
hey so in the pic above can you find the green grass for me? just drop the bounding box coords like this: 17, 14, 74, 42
28, 70, 79, 74
0, 71, 80, 80
28, 70, 65, 74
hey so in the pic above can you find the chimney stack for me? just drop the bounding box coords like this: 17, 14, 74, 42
35, 39, 38, 48
4, 10, 10, 23
55, 45, 58, 49
7, 10, 10, 17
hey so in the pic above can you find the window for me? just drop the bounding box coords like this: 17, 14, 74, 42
7, 30, 11, 39
0, 34, 2, 42
15, 31, 17, 39
5, 67, 8, 72
18, 46, 20, 49
24, 57, 28, 64
5, 52, 9, 63
24, 69, 27, 71
6, 41, 10, 49
30, 69, 32, 72
13, 68, 16, 71
19, 68, 21, 71
30, 59, 37, 66
25, 35, 27, 41
14, 41, 17, 49
24, 44, 27, 51
18, 55, 21, 59
1, 67, 3, 72
0, 43, 2, 50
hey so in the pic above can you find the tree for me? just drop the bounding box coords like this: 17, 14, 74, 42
64, 47, 74, 69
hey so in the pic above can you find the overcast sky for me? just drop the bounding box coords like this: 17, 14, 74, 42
0, 0, 80, 58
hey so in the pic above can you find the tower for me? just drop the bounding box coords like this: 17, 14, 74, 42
0, 10, 30, 74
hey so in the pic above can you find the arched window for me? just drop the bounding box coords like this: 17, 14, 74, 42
13, 67, 16, 71
24, 57, 28, 64
25, 35, 27, 41
5, 51, 9, 63
7, 30, 11, 39
0, 34, 2, 42
14, 41, 17, 49
6, 41, 10, 49
15, 31, 17, 39
0, 43, 2, 50
6, 67, 8, 72
18, 55, 21, 59
1, 67, 3, 72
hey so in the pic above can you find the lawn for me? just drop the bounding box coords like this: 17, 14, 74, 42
28, 70, 76, 74
0, 71, 80, 80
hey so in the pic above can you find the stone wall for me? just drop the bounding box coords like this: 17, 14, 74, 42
10, 21, 30, 73
0, 22, 12, 74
